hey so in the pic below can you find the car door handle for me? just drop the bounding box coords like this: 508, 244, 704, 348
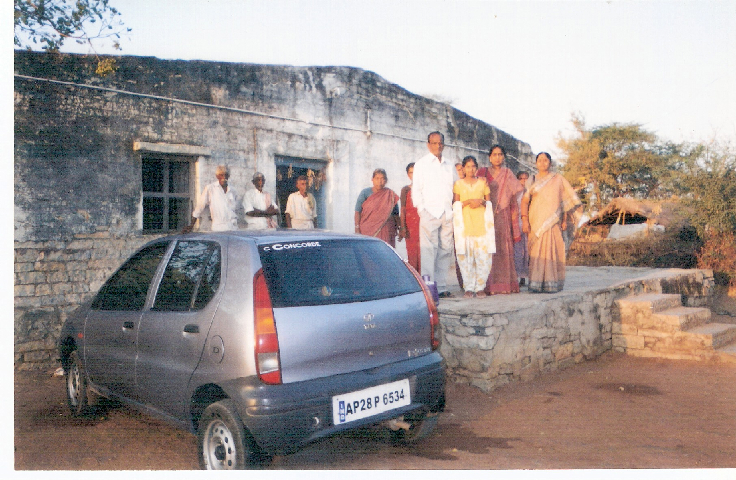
123, 321, 135, 330
183, 324, 199, 334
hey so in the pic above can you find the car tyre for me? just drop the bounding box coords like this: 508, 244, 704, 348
197, 399, 270, 470
391, 411, 440, 444
65, 350, 90, 416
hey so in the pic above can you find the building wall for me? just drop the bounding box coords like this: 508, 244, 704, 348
14, 51, 534, 368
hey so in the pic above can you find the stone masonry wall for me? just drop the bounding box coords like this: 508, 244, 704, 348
14, 230, 161, 369
438, 269, 714, 392
439, 292, 614, 392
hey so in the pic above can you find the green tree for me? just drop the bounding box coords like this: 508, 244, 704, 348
679, 141, 736, 287
556, 114, 604, 209
556, 114, 697, 209
678, 141, 736, 237
14, 0, 129, 52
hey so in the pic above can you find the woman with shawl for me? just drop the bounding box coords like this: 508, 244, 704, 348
477, 145, 524, 294
521, 152, 582, 293
452, 156, 495, 298
355, 168, 401, 247
399, 163, 420, 272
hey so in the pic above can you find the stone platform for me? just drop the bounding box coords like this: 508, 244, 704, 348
436, 266, 716, 392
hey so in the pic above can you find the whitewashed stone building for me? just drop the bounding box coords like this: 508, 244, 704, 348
14, 50, 533, 368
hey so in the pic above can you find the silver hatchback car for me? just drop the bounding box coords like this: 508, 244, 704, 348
59, 230, 445, 469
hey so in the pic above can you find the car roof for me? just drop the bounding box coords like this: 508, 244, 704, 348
149, 229, 373, 246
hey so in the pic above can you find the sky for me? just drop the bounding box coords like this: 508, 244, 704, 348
35, 0, 736, 158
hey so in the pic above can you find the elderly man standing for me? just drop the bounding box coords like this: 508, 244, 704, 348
285, 175, 317, 229
412, 131, 456, 298
243, 172, 279, 229
187, 164, 238, 232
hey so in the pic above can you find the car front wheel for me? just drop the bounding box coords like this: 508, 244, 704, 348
197, 399, 269, 470
65, 350, 90, 416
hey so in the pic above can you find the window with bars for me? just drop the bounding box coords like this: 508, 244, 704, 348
142, 157, 194, 233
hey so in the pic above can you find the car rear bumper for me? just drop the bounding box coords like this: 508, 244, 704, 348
221, 352, 445, 455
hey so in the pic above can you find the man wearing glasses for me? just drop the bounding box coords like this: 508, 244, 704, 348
411, 131, 457, 298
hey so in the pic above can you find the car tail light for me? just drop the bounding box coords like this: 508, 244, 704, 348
254, 269, 282, 384
406, 262, 441, 350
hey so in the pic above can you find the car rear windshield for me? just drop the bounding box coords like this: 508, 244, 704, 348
258, 239, 422, 307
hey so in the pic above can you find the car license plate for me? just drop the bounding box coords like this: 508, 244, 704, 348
332, 379, 411, 425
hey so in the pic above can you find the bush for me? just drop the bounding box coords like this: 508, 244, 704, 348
568, 226, 701, 269
679, 141, 736, 241
697, 231, 736, 287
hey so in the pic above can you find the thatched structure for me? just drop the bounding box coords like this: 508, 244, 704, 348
585, 198, 685, 229
575, 198, 691, 242
570, 198, 694, 258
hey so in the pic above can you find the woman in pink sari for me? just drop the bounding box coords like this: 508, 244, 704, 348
477, 145, 523, 294
521, 152, 582, 293
355, 168, 401, 247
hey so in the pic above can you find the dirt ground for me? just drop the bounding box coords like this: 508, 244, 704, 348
14, 350, 736, 471
13, 287, 736, 471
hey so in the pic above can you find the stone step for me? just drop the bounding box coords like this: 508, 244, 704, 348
715, 342, 736, 364
652, 306, 712, 332
616, 293, 682, 316
614, 293, 736, 363
684, 323, 736, 349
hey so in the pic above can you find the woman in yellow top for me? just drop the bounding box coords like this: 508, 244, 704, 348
452, 156, 495, 298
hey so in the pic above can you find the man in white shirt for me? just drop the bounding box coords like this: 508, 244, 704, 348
243, 172, 279, 229
188, 165, 238, 232
412, 131, 456, 297
285, 175, 317, 229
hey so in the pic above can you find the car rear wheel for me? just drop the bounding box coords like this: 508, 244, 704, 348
65, 350, 90, 416
391, 411, 440, 444
197, 399, 269, 470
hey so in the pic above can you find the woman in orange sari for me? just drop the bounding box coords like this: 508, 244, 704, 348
399, 163, 420, 272
477, 145, 523, 294
521, 152, 582, 293
355, 168, 400, 247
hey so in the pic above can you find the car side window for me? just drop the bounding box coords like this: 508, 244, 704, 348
91, 242, 170, 311
153, 241, 221, 311
192, 246, 221, 310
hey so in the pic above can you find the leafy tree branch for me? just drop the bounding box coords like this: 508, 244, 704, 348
14, 0, 129, 52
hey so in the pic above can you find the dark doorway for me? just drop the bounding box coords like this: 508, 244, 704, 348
275, 156, 328, 228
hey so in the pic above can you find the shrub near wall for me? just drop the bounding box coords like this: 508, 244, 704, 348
568, 226, 701, 269
697, 231, 736, 291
